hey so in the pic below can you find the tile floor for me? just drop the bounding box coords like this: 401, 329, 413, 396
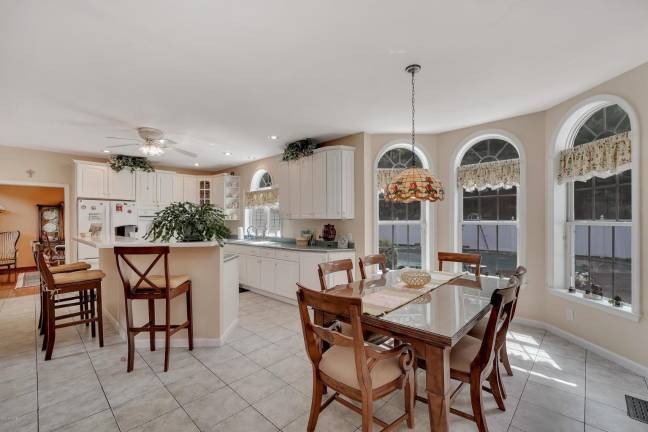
1, 291, 648, 431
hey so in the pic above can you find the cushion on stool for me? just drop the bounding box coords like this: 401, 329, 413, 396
53, 270, 105, 285
50, 262, 92, 274
138, 274, 190, 289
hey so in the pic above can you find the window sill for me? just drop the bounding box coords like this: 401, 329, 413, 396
549, 289, 640, 322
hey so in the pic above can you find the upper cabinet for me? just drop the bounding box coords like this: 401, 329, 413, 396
156, 171, 175, 207
286, 146, 355, 220
173, 174, 199, 204
108, 169, 136, 200
76, 162, 109, 199
136, 171, 157, 207
212, 174, 240, 220
198, 177, 213, 205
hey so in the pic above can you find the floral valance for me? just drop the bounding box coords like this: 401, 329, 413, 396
457, 159, 520, 192
557, 132, 631, 184
245, 188, 279, 208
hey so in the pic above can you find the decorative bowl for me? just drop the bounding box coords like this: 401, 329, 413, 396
400, 269, 432, 288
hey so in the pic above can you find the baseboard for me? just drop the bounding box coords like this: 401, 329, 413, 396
0, 266, 35, 274
242, 285, 297, 305
514, 317, 648, 377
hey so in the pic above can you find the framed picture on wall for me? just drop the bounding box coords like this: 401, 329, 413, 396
37, 203, 64, 243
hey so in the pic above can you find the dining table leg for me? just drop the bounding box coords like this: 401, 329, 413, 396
425, 344, 451, 432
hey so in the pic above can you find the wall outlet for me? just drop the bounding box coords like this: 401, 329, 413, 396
566, 308, 574, 321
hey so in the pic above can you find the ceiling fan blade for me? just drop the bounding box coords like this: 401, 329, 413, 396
106, 143, 140, 149
106, 136, 139, 141
156, 138, 177, 147
172, 147, 198, 158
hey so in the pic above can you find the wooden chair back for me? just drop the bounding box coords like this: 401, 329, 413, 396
296, 284, 375, 391
317, 258, 354, 290
0, 230, 20, 262
358, 254, 387, 279
511, 265, 527, 320
36, 250, 56, 292
473, 275, 519, 373
114, 246, 172, 299
438, 251, 481, 276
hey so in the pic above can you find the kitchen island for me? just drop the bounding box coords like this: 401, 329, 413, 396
75, 236, 239, 347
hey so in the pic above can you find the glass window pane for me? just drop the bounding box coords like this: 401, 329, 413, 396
480, 225, 497, 252
619, 184, 631, 220
406, 201, 421, 221
463, 198, 479, 221
499, 196, 516, 221
480, 197, 497, 220
574, 226, 590, 291
498, 225, 517, 253
590, 226, 614, 299
480, 187, 497, 196
619, 169, 631, 184
574, 188, 592, 220
614, 226, 632, 304
595, 175, 615, 186
378, 225, 396, 269
594, 187, 617, 220
462, 224, 478, 251
392, 202, 407, 220
378, 195, 391, 221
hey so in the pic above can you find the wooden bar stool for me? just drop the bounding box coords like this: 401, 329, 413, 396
37, 251, 105, 360
438, 251, 482, 276
114, 246, 193, 372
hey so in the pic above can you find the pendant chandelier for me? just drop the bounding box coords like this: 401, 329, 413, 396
384, 64, 445, 203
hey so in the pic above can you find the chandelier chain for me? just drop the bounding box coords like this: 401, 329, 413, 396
411, 68, 416, 166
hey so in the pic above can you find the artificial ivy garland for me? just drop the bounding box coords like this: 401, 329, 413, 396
108, 154, 154, 173
281, 138, 317, 161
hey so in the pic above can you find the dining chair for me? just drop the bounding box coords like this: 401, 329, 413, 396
114, 246, 193, 372
317, 258, 354, 290
416, 276, 519, 432
438, 251, 482, 276
358, 254, 388, 279
296, 284, 416, 432
42, 231, 65, 266
469, 266, 527, 378
37, 250, 105, 360
0, 230, 20, 281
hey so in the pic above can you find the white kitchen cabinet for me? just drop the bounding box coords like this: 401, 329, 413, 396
288, 161, 300, 218
275, 260, 300, 299
298, 252, 329, 290
136, 171, 157, 207
326, 251, 356, 286
173, 174, 184, 202
245, 255, 261, 289
340, 149, 355, 219
198, 177, 213, 205
76, 162, 108, 199
183, 176, 198, 204
108, 169, 135, 200
213, 174, 240, 220
261, 258, 276, 293
312, 151, 327, 218
325, 149, 342, 219
156, 171, 175, 207
299, 156, 314, 218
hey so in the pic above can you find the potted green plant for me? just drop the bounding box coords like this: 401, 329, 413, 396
145, 202, 230, 244
109, 154, 154, 173
281, 138, 317, 161
608, 295, 623, 307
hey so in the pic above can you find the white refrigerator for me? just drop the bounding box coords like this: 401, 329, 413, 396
77, 199, 109, 263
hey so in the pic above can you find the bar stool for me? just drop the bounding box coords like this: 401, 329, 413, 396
37, 251, 105, 360
114, 246, 193, 372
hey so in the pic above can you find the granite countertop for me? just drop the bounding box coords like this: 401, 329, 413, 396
74, 236, 221, 249
226, 239, 355, 252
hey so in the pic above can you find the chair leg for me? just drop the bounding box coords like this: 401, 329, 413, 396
307, 374, 323, 432
148, 299, 156, 351
496, 351, 507, 400
90, 289, 96, 338
125, 299, 135, 372
44, 294, 56, 361
96, 283, 104, 347
470, 374, 489, 432
84, 290, 90, 327
186, 285, 194, 351
361, 396, 374, 432
39, 291, 46, 335
41, 292, 48, 351
488, 360, 506, 411
501, 340, 513, 376
404, 371, 416, 428
164, 298, 171, 372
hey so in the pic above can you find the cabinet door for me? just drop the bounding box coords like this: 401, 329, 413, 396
300, 156, 314, 218
341, 150, 355, 219
260, 258, 275, 293
298, 252, 329, 291
107, 169, 135, 200
288, 161, 300, 218
275, 260, 300, 299
312, 151, 327, 218
76, 163, 108, 199
173, 174, 184, 202
246, 255, 261, 289
198, 178, 212, 205
183, 176, 198, 204
326, 150, 342, 218
136, 171, 157, 207
156, 172, 175, 207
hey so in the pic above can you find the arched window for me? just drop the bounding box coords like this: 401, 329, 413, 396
246, 169, 281, 237
569, 104, 632, 303
376, 146, 429, 269
458, 138, 520, 275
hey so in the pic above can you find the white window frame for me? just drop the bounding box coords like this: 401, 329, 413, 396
245, 169, 281, 237
373, 142, 434, 270
450, 130, 526, 276
548, 95, 640, 320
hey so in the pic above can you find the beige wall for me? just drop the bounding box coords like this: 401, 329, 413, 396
0, 185, 65, 267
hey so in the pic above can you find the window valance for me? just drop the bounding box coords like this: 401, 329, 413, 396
245, 188, 279, 208
457, 159, 520, 192
557, 132, 631, 184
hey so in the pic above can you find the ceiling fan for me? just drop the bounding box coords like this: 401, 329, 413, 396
105, 127, 197, 158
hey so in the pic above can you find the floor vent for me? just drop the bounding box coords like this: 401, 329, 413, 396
626, 395, 648, 423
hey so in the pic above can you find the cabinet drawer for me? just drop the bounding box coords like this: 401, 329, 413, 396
275, 250, 299, 262
258, 248, 276, 258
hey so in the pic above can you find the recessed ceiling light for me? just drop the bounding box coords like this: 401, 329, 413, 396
268, 135, 278, 140
194, 163, 199, 167
209, 143, 215, 146
223, 152, 232, 156
248, 156, 255, 160
103, 149, 110, 153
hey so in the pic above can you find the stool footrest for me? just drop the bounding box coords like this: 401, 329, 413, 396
129, 321, 190, 335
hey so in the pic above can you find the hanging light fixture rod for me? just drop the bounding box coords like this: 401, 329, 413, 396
405, 64, 421, 167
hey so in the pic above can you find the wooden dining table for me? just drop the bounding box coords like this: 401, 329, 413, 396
316, 270, 510, 432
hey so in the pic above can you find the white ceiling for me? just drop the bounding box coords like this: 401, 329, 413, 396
1, 1, 648, 170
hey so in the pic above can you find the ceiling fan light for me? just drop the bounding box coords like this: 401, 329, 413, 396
140, 143, 164, 156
